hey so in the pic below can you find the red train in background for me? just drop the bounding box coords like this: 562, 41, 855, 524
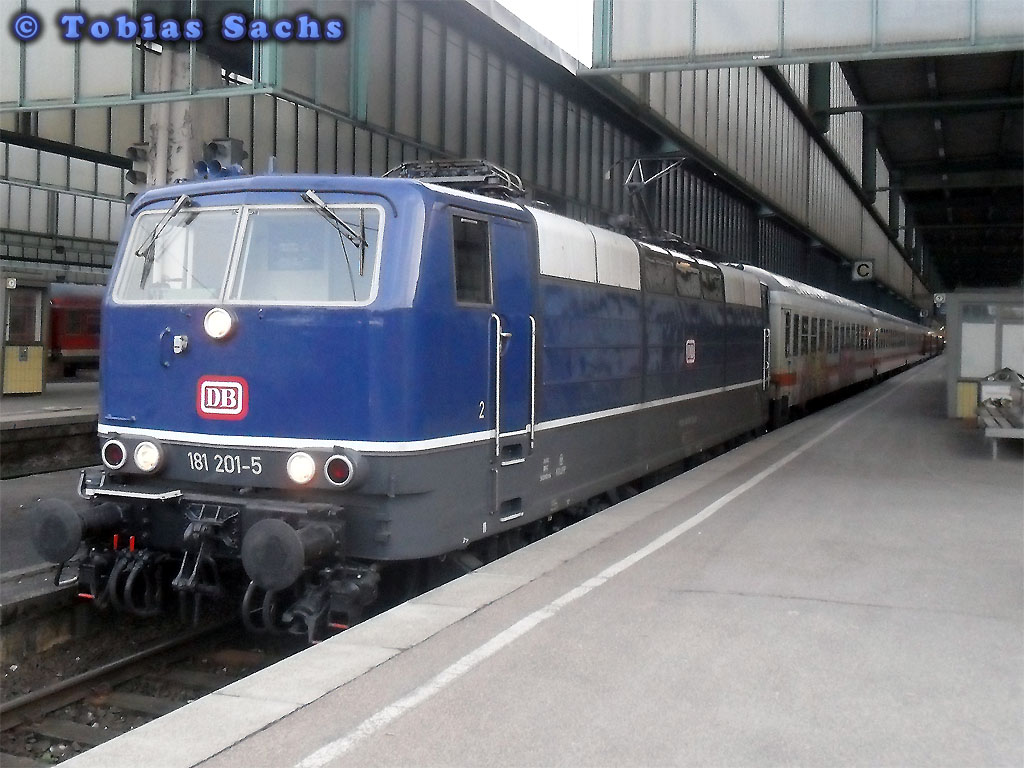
48, 283, 104, 378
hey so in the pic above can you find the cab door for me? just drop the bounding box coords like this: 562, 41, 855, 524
489, 217, 534, 462
453, 213, 534, 518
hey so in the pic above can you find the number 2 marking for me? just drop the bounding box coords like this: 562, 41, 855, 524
478, 401, 486, 419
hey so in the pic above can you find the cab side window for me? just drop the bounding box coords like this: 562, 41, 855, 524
453, 216, 491, 304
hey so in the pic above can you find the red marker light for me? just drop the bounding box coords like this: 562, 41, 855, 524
113, 533, 119, 550
101, 440, 127, 470
129, 535, 136, 552
324, 455, 354, 487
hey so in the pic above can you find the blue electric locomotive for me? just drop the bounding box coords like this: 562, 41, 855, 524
32, 164, 772, 637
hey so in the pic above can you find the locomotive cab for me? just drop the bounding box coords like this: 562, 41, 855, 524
34, 177, 443, 634
32, 174, 547, 639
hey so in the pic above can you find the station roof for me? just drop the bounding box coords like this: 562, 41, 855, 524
842, 51, 1022, 290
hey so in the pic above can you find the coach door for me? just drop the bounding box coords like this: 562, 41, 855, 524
760, 283, 770, 392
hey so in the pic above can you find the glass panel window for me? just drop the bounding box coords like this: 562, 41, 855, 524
452, 216, 492, 304
642, 254, 675, 295
116, 208, 239, 302
810, 317, 818, 353
674, 261, 703, 299
5, 289, 42, 344
232, 206, 381, 303
699, 267, 725, 302
800, 314, 809, 356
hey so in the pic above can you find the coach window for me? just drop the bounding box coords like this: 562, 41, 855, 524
784, 310, 792, 357
453, 216, 492, 304
800, 315, 809, 356
810, 317, 818, 353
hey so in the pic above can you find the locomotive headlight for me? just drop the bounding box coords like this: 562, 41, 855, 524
133, 441, 163, 473
101, 439, 127, 470
286, 451, 316, 485
204, 307, 234, 340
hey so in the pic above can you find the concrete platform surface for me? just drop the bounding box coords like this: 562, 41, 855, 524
0, 380, 98, 428
63, 358, 1024, 767
1, 381, 100, 479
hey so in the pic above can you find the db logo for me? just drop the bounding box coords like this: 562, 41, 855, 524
197, 375, 249, 420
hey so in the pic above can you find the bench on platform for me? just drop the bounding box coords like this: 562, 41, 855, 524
976, 402, 1024, 458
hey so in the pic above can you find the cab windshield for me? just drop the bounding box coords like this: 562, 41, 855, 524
115, 204, 383, 304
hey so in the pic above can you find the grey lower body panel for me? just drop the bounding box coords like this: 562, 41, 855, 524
351, 383, 766, 560
94, 385, 767, 564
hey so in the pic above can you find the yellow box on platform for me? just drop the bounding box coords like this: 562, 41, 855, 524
2, 345, 44, 394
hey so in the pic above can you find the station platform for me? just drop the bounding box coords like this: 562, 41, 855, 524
55, 358, 1024, 766
0, 380, 99, 479
1, 381, 99, 615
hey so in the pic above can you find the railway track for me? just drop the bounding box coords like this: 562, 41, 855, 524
0, 620, 303, 765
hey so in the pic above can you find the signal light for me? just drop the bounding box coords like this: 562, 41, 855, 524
324, 455, 354, 487
101, 440, 127, 470
124, 143, 150, 201
194, 138, 248, 180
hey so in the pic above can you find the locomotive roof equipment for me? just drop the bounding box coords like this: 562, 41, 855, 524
384, 159, 527, 200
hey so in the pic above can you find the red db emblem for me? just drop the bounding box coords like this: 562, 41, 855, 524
197, 376, 249, 420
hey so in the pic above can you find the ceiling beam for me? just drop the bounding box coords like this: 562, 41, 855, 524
911, 222, 1023, 229
884, 169, 1024, 190
817, 95, 1022, 116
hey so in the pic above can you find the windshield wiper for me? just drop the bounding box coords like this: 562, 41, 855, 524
302, 190, 368, 255
302, 190, 371, 299
134, 194, 192, 288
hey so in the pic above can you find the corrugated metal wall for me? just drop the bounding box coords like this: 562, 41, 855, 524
1, 0, 924, 319
2, 1, 652, 279
613, 59, 926, 318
